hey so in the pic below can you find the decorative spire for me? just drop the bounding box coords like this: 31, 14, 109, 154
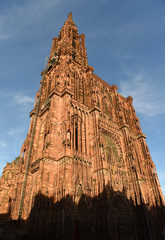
68, 11, 73, 20
48, 12, 88, 68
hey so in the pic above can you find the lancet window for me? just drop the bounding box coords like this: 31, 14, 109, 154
71, 114, 79, 151
70, 107, 87, 155
102, 97, 110, 115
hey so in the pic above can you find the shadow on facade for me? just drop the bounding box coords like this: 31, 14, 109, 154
0, 184, 165, 240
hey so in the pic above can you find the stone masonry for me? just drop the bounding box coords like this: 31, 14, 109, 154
0, 13, 164, 240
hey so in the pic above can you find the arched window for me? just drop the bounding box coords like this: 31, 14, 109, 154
72, 39, 76, 49
72, 51, 76, 60
75, 122, 78, 151
96, 91, 101, 108
102, 97, 109, 114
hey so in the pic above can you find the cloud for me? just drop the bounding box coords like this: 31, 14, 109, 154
7, 127, 24, 136
0, 0, 62, 39
119, 71, 165, 117
0, 90, 34, 106
0, 140, 7, 148
13, 93, 34, 105
0, 35, 10, 40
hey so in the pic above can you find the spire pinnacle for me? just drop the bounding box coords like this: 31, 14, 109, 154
68, 11, 73, 20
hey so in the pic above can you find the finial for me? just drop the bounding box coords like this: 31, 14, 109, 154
68, 11, 73, 19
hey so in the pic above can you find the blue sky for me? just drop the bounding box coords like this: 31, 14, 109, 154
0, 0, 165, 196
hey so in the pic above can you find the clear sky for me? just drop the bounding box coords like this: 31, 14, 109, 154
0, 0, 165, 196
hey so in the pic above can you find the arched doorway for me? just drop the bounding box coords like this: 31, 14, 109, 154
75, 196, 93, 240
110, 193, 136, 240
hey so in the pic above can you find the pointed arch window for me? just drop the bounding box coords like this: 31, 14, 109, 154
75, 122, 78, 151
71, 113, 82, 152
72, 39, 76, 49
102, 97, 110, 115
72, 51, 76, 60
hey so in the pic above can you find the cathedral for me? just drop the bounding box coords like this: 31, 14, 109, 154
0, 13, 164, 240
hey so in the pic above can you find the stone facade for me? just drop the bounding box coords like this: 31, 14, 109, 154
0, 13, 164, 239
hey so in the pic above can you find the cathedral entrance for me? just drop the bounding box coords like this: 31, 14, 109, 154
75, 197, 93, 240
110, 193, 136, 240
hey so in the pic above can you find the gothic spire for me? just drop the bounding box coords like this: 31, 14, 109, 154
64, 11, 76, 27
68, 11, 73, 20
48, 13, 88, 68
